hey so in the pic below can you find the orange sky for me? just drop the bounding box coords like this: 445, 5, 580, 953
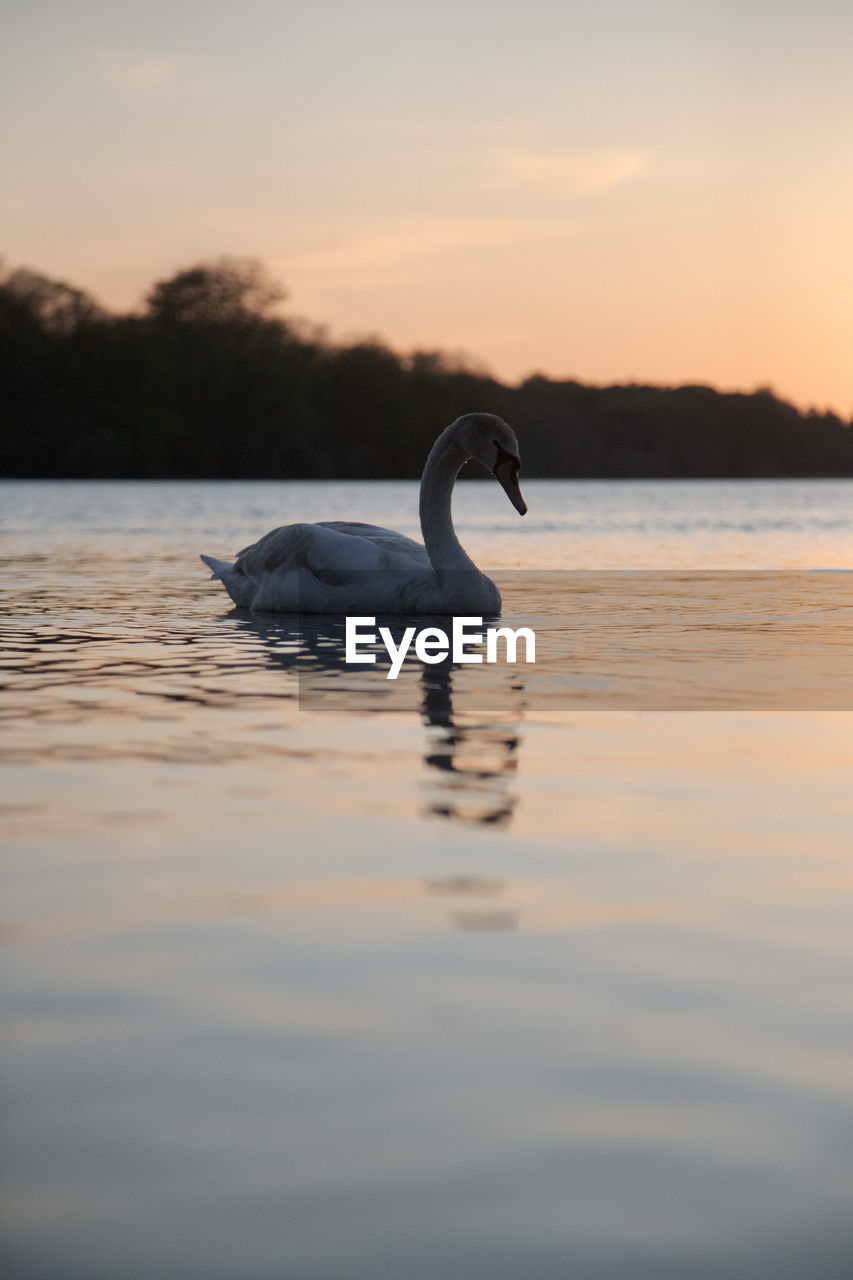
3, 0, 852, 415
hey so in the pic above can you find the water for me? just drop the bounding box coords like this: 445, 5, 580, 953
2, 478, 853, 1279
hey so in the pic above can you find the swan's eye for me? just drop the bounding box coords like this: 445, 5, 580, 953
493, 440, 520, 477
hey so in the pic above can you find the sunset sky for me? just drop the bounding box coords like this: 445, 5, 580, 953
3, 0, 852, 414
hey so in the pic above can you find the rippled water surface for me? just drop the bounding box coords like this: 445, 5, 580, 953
2, 479, 853, 1279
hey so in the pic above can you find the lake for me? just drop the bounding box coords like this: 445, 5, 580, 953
2, 478, 853, 1279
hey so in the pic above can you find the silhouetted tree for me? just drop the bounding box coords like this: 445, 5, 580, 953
1, 256, 851, 479
144, 256, 286, 329
0, 263, 106, 335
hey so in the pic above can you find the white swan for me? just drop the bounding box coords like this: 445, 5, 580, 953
201, 413, 527, 613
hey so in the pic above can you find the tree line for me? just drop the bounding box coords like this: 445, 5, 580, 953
2, 256, 851, 479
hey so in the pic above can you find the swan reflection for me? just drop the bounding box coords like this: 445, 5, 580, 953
232, 612, 526, 929
424, 877, 519, 932
419, 664, 520, 828
232, 613, 524, 822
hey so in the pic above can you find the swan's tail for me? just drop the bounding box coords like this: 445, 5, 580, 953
201, 554, 256, 607
200, 554, 232, 580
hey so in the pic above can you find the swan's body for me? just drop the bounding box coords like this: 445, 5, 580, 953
201, 413, 527, 613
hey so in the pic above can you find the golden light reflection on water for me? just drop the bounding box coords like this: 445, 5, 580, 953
4, 703, 853, 948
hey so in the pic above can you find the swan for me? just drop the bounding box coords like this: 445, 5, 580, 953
201, 412, 527, 613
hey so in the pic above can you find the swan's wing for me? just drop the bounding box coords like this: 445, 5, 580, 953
235, 521, 428, 578
203, 521, 435, 611
315, 522, 428, 565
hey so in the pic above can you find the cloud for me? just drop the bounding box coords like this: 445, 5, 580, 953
486, 146, 650, 196
282, 215, 582, 277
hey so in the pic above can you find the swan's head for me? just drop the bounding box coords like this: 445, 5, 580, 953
454, 413, 528, 516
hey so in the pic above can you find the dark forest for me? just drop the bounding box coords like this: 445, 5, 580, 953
3, 257, 851, 479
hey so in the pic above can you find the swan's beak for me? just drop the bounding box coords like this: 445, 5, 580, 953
493, 455, 528, 516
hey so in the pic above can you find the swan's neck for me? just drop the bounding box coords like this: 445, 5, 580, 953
419, 429, 477, 575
